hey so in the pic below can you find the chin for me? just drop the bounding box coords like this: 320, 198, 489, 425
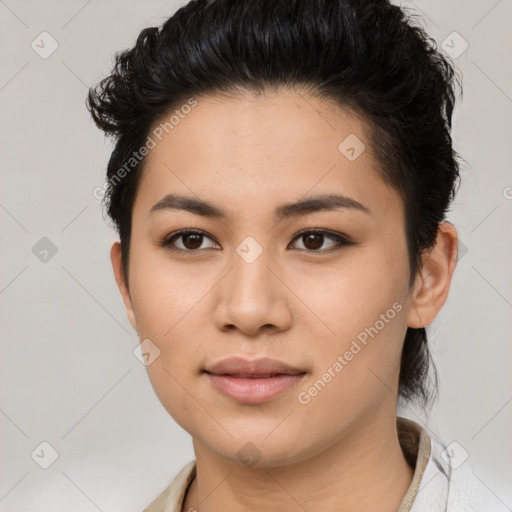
192, 417, 318, 467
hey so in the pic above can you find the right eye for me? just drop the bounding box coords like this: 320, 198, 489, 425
160, 229, 220, 253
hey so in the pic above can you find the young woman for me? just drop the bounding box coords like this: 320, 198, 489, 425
88, 0, 496, 510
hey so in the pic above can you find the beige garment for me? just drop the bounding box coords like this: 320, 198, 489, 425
144, 416, 431, 512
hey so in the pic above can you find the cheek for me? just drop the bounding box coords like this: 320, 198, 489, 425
292, 252, 409, 396
292, 248, 407, 337
129, 244, 212, 338
145, 358, 210, 437
295, 304, 407, 432
127, 250, 209, 406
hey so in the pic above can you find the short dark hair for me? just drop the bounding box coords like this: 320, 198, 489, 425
87, 0, 463, 406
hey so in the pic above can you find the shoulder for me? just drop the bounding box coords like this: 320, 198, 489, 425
143, 460, 196, 512
411, 432, 500, 512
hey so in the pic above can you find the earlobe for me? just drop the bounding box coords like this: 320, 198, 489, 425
406, 222, 459, 329
110, 241, 138, 332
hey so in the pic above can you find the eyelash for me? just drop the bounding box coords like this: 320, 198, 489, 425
159, 228, 353, 255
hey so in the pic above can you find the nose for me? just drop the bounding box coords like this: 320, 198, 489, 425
212, 244, 293, 337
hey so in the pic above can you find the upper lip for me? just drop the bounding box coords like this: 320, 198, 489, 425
204, 357, 306, 376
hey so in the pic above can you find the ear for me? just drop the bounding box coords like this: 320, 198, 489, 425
406, 221, 459, 328
110, 241, 138, 332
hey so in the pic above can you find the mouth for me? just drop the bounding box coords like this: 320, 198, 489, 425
208, 372, 303, 378
204, 357, 307, 404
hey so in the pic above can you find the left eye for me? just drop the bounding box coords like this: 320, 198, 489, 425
160, 229, 350, 253
289, 230, 350, 252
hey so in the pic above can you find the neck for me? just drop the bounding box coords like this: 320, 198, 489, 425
183, 414, 414, 512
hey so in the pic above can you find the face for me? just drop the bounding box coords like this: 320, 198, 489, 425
112, 88, 441, 467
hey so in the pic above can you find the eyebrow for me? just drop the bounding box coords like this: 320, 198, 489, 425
149, 192, 371, 222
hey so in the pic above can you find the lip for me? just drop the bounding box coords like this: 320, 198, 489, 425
204, 357, 307, 404
205, 356, 305, 376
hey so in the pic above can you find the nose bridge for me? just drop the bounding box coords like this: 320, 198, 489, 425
214, 235, 291, 334
230, 235, 278, 302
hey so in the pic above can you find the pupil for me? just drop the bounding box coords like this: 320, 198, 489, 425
184, 233, 202, 249
305, 233, 322, 250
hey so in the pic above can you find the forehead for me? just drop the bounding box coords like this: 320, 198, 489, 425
132, 89, 402, 223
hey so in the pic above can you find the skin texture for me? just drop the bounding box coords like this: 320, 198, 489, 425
110, 88, 458, 512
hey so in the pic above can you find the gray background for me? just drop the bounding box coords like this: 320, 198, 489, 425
1, 0, 511, 510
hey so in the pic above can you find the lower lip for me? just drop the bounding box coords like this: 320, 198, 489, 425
206, 373, 306, 404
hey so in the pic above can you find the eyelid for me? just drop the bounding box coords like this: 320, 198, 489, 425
159, 228, 353, 253
288, 229, 352, 252
160, 228, 219, 251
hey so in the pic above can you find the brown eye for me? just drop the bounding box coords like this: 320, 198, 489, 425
180, 232, 203, 250
289, 230, 350, 253
161, 229, 219, 252
302, 232, 324, 250
160, 228, 351, 254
